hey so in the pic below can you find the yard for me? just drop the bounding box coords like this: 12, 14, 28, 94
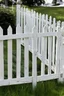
0, 6, 64, 96
29, 6, 64, 21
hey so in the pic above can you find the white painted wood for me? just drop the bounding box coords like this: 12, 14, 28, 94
32, 28, 37, 88
24, 26, 29, 77
52, 18, 56, 67
8, 26, 12, 79
59, 22, 64, 81
48, 35, 52, 74
0, 7, 63, 87
16, 5, 21, 25
61, 22, 64, 80
37, 74, 58, 82
56, 21, 61, 76
0, 27, 4, 80
24, 7, 26, 29
0, 77, 32, 86
44, 14, 48, 73
48, 16, 52, 75
24, 38, 29, 77
41, 14, 45, 76
0, 32, 58, 41
16, 24, 21, 78
38, 13, 41, 53
33, 11, 35, 27
21, 7, 23, 33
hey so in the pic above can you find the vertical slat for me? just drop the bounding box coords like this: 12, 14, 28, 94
56, 21, 61, 75
38, 13, 41, 53
31, 9, 34, 28
36, 13, 38, 32
32, 28, 37, 88
36, 12, 38, 51
8, 26, 12, 79
16, 4, 21, 25
21, 7, 23, 33
56, 21, 63, 82
44, 15, 48, 68
16, 24, 21, 78
0, 27, 4, 79
48, 16, 52, 74
24, 39, 29, 77
24, 7, 26, 29
20, 7, 24, 44
33, 11, 35, 27
48, 36, 52, 74
24, 26, 29, 77
60, 22, 64, 80
24, 9, 30, 77
41, 14, 45, 75
52, 18, 56, 67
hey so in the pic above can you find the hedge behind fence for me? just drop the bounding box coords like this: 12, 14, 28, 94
0, 7, 16, 35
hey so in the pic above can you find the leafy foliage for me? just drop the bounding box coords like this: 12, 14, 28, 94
22, 0, 45, 6
0, 0, 12, 6
0, 7, 16, 35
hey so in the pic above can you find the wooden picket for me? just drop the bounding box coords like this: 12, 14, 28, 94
0, 6, 64, 88
8, 26, 12, 79
0, 27, 4, 80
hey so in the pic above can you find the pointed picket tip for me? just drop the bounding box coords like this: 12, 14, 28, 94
39, 13, 41, 16
49, 16, 52, 20
39, 13, 41, 19
61, 22, 64, 27
7, 26, 12, 35
16, 24, 21, 34
31, 9, 33, 13
46, 14, 48, 20
0, 27, 3, 35
33, 11, 36, 15
61, 27, 64, 36
53, 18, 56, 21
42, 14, 45, 17
17, 24, 20, 28
42, 14, 45, 20
8, 25, 12, 29
57, 20, 61, 27
53, 18, 56, 24
49, 16, 52, 24
24, 7, 26, 11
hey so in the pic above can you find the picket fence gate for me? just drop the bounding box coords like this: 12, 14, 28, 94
0, 6, 64, 88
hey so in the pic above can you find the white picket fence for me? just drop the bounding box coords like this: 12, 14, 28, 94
0, 6, 64, 88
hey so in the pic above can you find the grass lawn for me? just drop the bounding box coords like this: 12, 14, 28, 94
0, 80, 64, 96
0, 6, 64, 96
29, 6, 64, 21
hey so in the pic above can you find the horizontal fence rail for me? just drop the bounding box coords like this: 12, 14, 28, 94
0, 6, 64, 88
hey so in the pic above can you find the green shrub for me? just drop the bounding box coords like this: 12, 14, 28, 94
0, 7, 16, 35
22, 0, 45, 6
0, 0, 12, 6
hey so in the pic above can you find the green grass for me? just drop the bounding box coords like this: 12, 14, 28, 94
29, 6, 64, 21
1, 6, 64, 96
0, 80, 64, 96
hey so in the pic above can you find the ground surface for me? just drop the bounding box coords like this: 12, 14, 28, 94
0, 6, 64, 96
29, 6, 64, 21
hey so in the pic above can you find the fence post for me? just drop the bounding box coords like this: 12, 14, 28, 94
0, 27, 4, 80
52, 18, 56, 68
24, 23, 29, 77
59, 22, 64, 82
16, 24, 21, 78
7, 26, 12, 79
32, 28, 37, 88
56, 21, 63, 82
